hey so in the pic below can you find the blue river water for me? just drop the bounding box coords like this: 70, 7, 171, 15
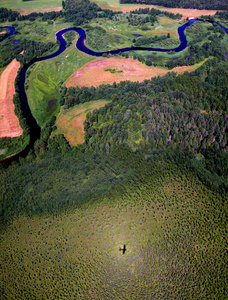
0, 19, 227, 162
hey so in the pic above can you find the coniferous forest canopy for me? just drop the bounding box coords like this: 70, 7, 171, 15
0, 0, 227, 298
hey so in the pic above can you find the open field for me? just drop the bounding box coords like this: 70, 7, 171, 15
0, 0, 62, 15
14, 20, 74, 44
55, 100, 108, 145
91, 0, 218, 20
66, 57, 209, 87
0, 57, 22, 138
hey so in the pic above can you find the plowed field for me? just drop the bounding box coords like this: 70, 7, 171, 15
0, 59, 23, 137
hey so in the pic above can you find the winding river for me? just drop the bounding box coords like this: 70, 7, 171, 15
0, 19, 227, 163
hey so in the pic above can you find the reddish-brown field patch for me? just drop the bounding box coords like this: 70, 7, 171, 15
0, 59, 23, 138
55, 100, 108, 146
66, 57, 203, 88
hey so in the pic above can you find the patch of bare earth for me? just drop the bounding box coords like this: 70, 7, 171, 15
0, 59, 23, 137
56, 100, 108, 146
66, 58, 197, 88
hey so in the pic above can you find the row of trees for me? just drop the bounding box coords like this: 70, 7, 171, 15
126, 7, 182, 27
130, 7, 182, 19
15, 39, 56, 65
0, 7, 19, 22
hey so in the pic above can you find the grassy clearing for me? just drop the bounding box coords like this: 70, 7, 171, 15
0, 164, 226, 298
0, 0, 62, 15
54, 100, 109, 145
0, 19, 68, 44
26, 36, 96, 127
157, 16, 178, 25
15, 19, 70, 44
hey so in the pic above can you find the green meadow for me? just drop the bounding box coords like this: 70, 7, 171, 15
14, 19, 70, 44
26, 36, 96, 127
0, 0, 62, 14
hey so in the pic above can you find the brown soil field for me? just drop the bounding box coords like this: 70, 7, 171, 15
66, 57, 205, 88
55, 100, 108, 146
0, 59, 23, 138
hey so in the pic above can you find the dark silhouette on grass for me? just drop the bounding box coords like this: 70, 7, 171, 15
119, 245, 126, 254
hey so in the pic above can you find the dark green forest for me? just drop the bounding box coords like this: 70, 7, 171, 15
1, 59, 227, 227
62, 60, 228, 155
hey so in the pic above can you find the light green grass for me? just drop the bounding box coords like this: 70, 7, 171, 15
26, 36, 96, 127
0, 0, 62, 14
15, 19, 69, 43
